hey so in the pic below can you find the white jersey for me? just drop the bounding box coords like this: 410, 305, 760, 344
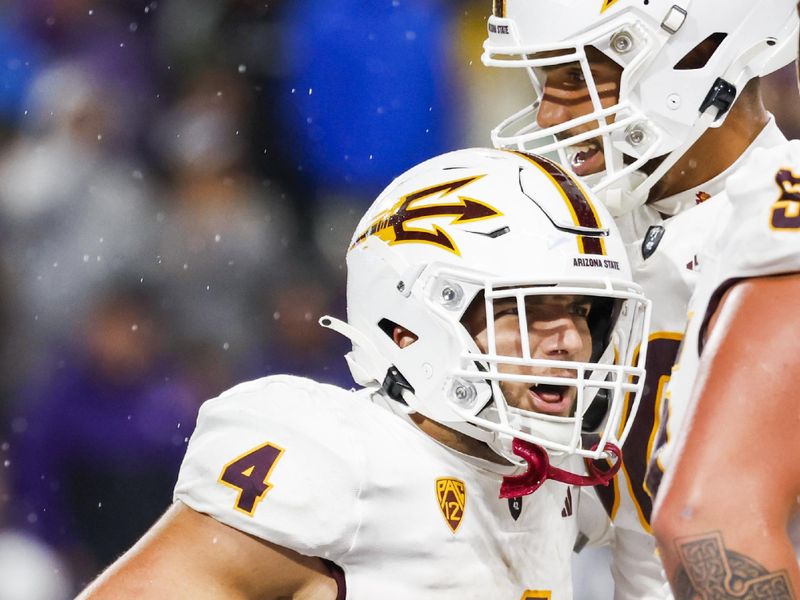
591, 119, 787, 600
175, 375, 587, 599
651, 140, 800, 482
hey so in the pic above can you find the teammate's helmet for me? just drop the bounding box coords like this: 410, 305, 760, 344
482, 0, 799, 215
322, 148, 650, 465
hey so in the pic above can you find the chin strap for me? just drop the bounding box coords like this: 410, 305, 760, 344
499, 438, 622, 499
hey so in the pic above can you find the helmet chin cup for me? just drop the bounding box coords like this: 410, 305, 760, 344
499, 438, 622, 498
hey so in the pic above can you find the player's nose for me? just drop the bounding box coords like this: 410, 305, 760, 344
536, 90, 574, 130
533, 315, 586, 360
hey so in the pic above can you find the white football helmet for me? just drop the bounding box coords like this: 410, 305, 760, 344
482, 0, 800, 215
321, 148, 651, 467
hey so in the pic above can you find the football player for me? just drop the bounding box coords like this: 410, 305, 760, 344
78, 148, 651, 599
650, 3, 800, 596
481, 1, 799, 598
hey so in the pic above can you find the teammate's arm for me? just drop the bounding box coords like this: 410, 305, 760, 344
78, 501, 338, 600
651, 273, 800, 598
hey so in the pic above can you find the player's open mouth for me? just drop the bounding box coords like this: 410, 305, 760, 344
567, 139, 605, 177
528, 383, 573, 416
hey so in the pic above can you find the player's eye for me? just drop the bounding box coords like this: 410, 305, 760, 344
494, 303, 519, 318
569, 302, 592, 318
568, 69, 586, 83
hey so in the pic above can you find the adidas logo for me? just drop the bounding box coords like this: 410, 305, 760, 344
561, 488, 573, 518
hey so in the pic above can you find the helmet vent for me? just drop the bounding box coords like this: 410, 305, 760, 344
673, 32, 728, 71
378, 318, 418, 347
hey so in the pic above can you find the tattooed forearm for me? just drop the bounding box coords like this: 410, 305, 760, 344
672, 532, 794, 599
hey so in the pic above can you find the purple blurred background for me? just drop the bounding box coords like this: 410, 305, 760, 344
0, 1, 796, 597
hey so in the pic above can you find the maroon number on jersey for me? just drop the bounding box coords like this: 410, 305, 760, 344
771, 169, 800, 230
594, 334, 682, 526
218, 442, 285, 516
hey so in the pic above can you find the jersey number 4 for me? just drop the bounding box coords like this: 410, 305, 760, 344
218, 442, 285, 516
521, 591, 551, 600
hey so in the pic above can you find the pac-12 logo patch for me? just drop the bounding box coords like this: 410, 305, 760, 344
436, 478, 466, 533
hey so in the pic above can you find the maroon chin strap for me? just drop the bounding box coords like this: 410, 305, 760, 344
499, 438, 622, 499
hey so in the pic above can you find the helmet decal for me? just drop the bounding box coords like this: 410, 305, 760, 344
600, 0, 621, 14
351, 175, 503, 255
512, 152, 607, 256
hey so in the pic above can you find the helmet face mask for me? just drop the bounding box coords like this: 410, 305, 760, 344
322, 148, 651, 466
446, 278, 648, 462
482, 0, 800, 215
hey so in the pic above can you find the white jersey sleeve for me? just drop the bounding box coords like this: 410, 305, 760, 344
174, 375, 365, 562
715, 140, 800, 279
651, 139, 800, 485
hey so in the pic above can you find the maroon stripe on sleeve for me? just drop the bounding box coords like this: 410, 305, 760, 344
324, 559, 347, 600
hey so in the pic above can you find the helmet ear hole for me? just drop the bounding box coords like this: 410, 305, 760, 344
378, 318, 419, 348
674, 32, 728, 70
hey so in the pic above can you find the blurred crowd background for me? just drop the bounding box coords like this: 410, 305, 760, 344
0, 1, 796, 598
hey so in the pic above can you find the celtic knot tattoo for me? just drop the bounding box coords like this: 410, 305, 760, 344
674, 532, 794, 599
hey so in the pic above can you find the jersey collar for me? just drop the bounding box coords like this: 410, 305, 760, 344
648, 116, 787, 217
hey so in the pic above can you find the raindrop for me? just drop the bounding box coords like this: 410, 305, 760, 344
130, 22, 138, 32
83, 254, 90, 263
308, 88, 313, 95
273, 311, 281, 320
223, 342, 230, 351
238, 64, 247, 73
214, 234, 221, 242
3, 460, 10, 468
131, 324, 139, 331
